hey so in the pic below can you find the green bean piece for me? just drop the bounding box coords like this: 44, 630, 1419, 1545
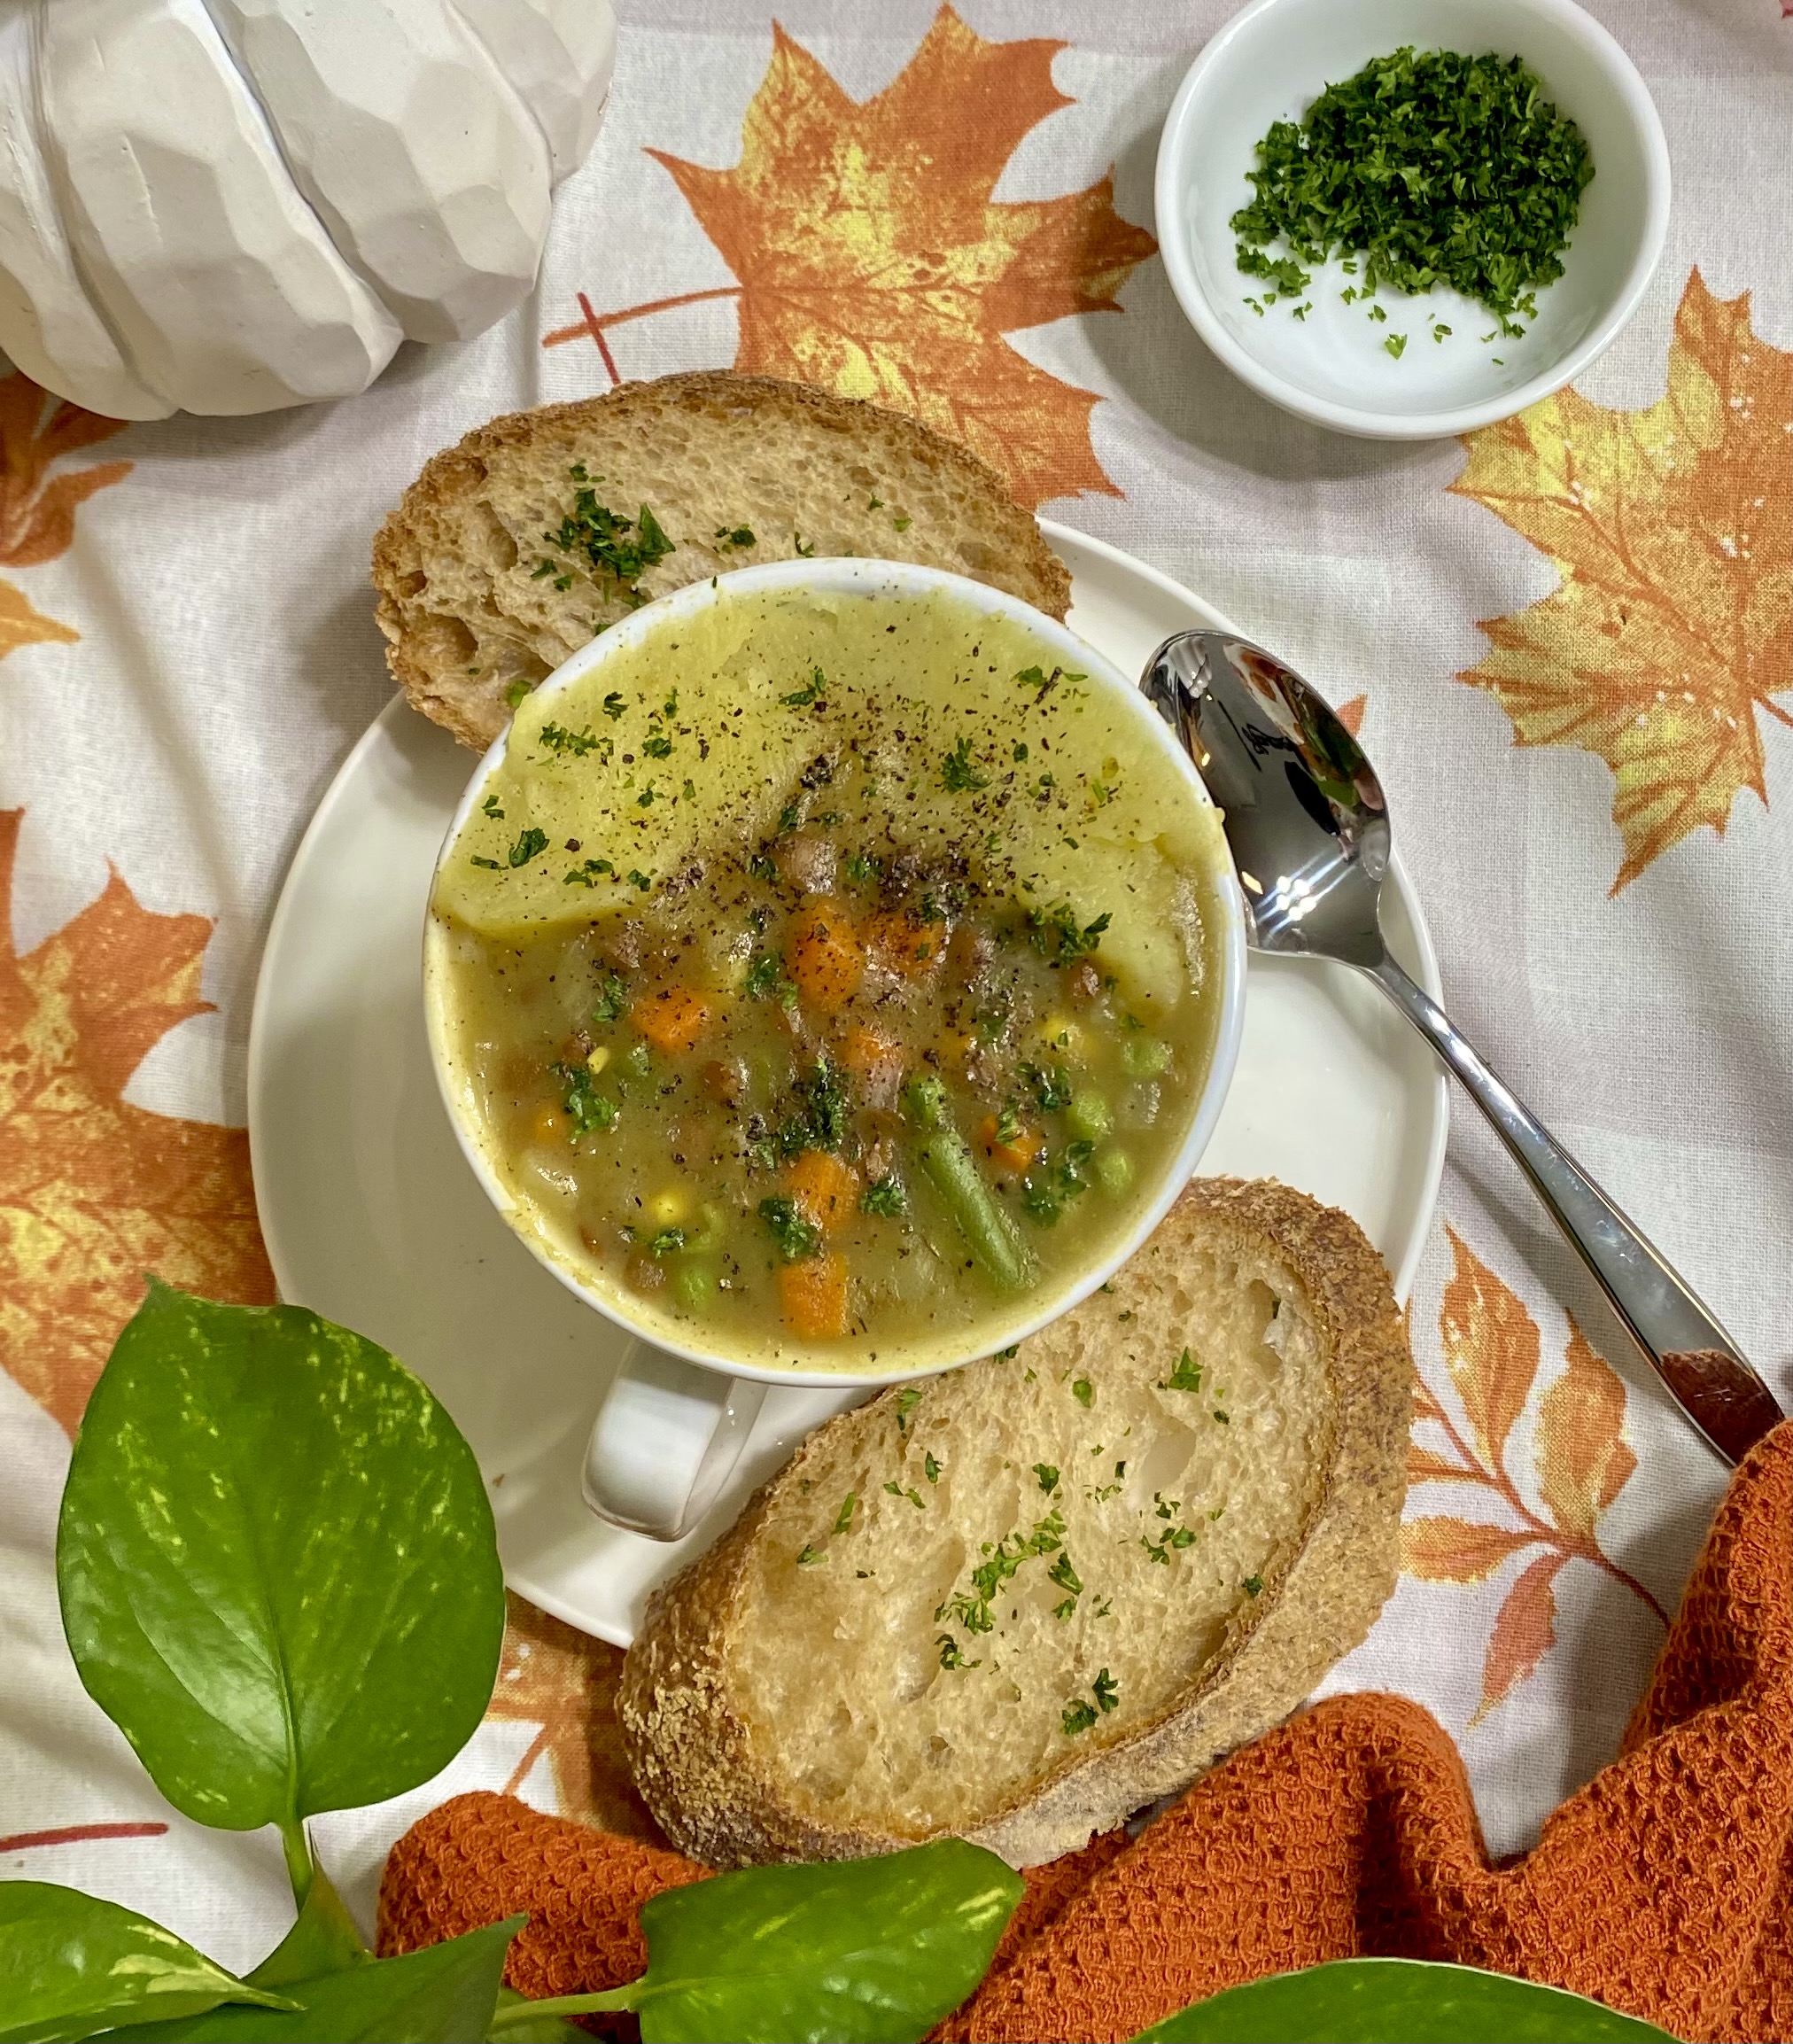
1094, 1146, 1133, 1196
674, 1262, 719, 1313
1066, 1091, 1113, 1143
903, 1081, 1036, 1293
1121, 1035, 1172, 1079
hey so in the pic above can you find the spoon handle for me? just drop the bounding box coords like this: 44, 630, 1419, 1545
1365, 954, 1785, 1465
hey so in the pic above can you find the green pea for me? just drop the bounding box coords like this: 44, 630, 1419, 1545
1094, 1146, 1133, 1196
1066, 1091, 1112, 1143
1121, 1035, 1171, 1079
674, 1262, 719, 1313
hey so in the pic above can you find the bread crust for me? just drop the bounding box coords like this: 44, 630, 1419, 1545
618, 1177, 1411, 1868
372, 370, 1072, 750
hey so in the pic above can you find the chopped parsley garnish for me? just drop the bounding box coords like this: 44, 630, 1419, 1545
935, 1510, 1065, 1636
895, 1387, 923, 1435
1061, 1698, 1098, 1737
1021, 1062, 1074, 1112
1071, 1377, 1093, 1408
470, 855, 501, 870
883, 1480, 925, 1510
1213, 1409, 1231, 1425
592, 973, 629, 1023
714, 524, 757, 548
648, 1227, 686, 1256
937, 1634, 980, 1670
1034, 1464, 1060, 1495
1026, 904, 1111, 964
507, 827, 549, 867
860, 1175, 908, 1218
602, 691, 627, 721
1244, 1575, 1264, 1597
1022, 1179, 1060, 1226
1047, 1551, 1082, 1620
785, 1055, 851, 1153
1160, 1347, 1203, 1393
923, 1451, 942, 1484
642, 734, 673, 758
843, 851, 881, 885
1142, 1525, 1198, 1565
1092, 1667, 1119, 1713
941, 736, 990, 793
541, 494, 674, 594
758, 1196, 822, 1263
834, 1492, 857, 1534
553, 1061, 618, 1138
539, 722, 603, 758
481, 793, 504, 818
793, 531, 815, 558
1230, 47, 1593, 340
796, 1543, 826, 1566
744, 954, 785, 1000
1385, 333, 1409, 360
504, 679, 533, 709
781, 666, 828, 708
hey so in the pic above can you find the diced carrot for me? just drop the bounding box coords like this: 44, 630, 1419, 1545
780, 1253, 850, 1339
862, 910, 944, 981
529, 1101, 565, 1145
976, 1114, 1044, 1175
785, 898, 864, 1014
787, 1149, 859, 1234
633, 985, 711, 1053
840, 1023, 906, 1099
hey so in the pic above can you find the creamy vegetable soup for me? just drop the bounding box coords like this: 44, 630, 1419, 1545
429, 578, 1232, 1371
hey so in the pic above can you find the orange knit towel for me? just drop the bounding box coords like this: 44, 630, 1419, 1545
378, 1426, 1790, 2044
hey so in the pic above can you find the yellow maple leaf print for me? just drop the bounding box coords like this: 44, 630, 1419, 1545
0, 579, 78, 660
1453, 268, 1791, 892
637, 7, 1156, 509
0, 810, 275, 1433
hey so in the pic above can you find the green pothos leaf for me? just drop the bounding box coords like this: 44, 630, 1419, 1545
56, 1285, 506, 1840
631, 1838, 1023, 2043
101, 1916, 524, 2044
244, 1862, 369, 1987
0, 1883, 292, 2044
1131, 1959, 1679, 2042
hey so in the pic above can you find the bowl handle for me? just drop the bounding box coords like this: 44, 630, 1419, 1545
580, 1338, 767, 1542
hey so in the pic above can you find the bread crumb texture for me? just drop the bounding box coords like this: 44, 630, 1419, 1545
373, 372, 1071, 749
619, 1178, 1411, 1867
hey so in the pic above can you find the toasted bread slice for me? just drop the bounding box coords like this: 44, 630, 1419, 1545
372, 371, 1072, 749
618, 1177, 1410, 1869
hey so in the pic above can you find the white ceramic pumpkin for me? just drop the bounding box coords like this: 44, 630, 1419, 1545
0, 0, 615, 418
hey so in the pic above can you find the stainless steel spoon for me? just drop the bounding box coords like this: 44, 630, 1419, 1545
1144, 628, 1785, 1465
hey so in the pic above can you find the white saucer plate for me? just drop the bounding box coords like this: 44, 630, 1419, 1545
248, 524, 1448, 1646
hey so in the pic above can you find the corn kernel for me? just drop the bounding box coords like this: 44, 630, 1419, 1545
586, 1045, 610, 1074
1036, 1014, 1085, 1059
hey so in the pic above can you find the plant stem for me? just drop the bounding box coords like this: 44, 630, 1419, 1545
279, 1817, 314, 1913
486, 1982, 645, 2031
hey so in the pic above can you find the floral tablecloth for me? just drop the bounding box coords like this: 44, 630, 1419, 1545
2, 0, 1788, 1977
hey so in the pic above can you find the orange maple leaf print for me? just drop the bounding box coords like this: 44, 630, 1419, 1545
0, 368, 130, 662
1402, 1227, 1666, 1722
1453, 268, 1792, 892
570, 8, 1155, 509
485, 1592, 661, 1841
0, 811, 273, 1433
